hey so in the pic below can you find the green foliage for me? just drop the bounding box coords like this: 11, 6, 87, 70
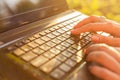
67, 0, 120, 22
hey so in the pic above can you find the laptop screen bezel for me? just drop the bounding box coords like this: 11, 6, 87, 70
0, 0, 69, 33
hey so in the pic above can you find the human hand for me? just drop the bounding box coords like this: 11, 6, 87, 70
71, 16, 120, 47
85, 44, 120, 80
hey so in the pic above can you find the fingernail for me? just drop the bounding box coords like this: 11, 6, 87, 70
91, 35, 100, 42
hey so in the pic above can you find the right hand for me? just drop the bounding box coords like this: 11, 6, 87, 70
71, 16, 120, 47
85, 44, 120, 80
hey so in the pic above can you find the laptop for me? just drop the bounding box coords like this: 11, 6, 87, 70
0, 0, 96, 80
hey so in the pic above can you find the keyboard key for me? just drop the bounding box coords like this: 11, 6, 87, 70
39, 44, 51, 51
57, 24, 64, 28
61, 42, 71, 48
83, 35, 91, 41
44, 29, 51, 33
80, 39, 87, 47
56, 45, 66, 51
32, 48, 44, 55
61, 27, 69, 32
68, 20, 74, 23
28, 36, 36, 41
21, 45, 32, 52
59, 63, 71, 72
15, 42, 23, 47
66, 39, 75, 44
80, 32, 90, 37
34, 33, 41, 38
50, 69, 65, 79
46, 41, 56, 47
39, 31, 46, 36
61, 34, 70, 39
71, 55, 82, 63
76, 50, 83, 57
84, 36, 91, 41
66, 25, 72, 29
50, 48, 60, 55
57, 29, 65, 33
52, 31, 60, 36
41, 36, 50, 41
46, 34, 56, 39
64, 21, 71, 24
40, 58, 61, 73
49, 27, 56, 31
52, 38, 61, 44
65, 59, 76, 67
61, 22, 67, 26
21, 51, 37, 61
34, 39, 45, 45
53, 26, 59, 29
56, 36, 66, 41
72, 22, 77, 26
73, 16, 82, 21
69, 23, 75, 27
61, 51, 72, 58
73, 21, 79, 25
22, 39, 30, 44
56, 54, 67, 62
71, 44, 78, 49
27, 41, 39, 48
66, 31, 71, 35
43, 51, 55, 59
31, 55, 48, 67
13, 48, 24, 56
67, 47, 77, 54
71, 44, 82, 50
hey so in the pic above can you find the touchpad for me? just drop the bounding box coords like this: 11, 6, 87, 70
69, 62, 99, 80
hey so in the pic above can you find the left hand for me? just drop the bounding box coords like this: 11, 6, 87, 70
85, 44, 120, 80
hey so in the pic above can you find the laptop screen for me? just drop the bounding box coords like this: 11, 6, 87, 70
0, 0, 68, 33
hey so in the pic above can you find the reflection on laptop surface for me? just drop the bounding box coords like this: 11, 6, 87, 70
0, 0, 95, 80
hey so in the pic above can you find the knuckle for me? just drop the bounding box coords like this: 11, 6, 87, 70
89, 51, 102, 58
89, 15, 98, 19
85, 44, 111, 54
94, 51, 103, 57
85, 23, 93, 30
89, 15, 101, 22
89, 44, 108, 49
91, 51, 106, 60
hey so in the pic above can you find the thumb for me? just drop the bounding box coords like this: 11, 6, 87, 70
91, 34, 120, 47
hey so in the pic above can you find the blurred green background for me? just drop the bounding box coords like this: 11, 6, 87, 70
67, 0, 120, 22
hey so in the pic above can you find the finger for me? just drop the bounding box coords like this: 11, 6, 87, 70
91, 34, 120, 47
71, 22, 120, 37
86, 51, 120, 74
74, 16, 106, 29
88, 65, 120, 80
85, 44, 120, 63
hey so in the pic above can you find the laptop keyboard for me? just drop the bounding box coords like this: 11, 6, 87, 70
10, 15, 92, 80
